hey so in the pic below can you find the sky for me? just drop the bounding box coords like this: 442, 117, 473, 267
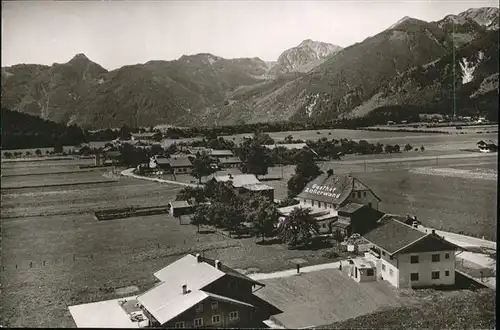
2, 0, 499, 70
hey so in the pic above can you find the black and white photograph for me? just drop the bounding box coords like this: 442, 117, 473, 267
0, 0, 498, 328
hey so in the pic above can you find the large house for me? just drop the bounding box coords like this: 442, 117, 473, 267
278, 170, 383, 235
154, 156, 194, 174
362, 215, 463, 289
135, 254, 281, 328
218, 156, 243, 169
214, 174, 274, 201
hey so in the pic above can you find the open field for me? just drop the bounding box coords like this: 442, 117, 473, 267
366, 123, 498, 134
1, 170, 116, 189
322, 288, 495, 329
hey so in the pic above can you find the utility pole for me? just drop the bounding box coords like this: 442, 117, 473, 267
452, 20, 457, 119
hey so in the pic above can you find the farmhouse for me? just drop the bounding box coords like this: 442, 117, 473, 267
136, 254, 280, 328
278, 170, 383, 235
214, 174, 274, 201
362, 215, 463, 289
218, 156, 243, 169
154, 156, 194, 174
296, 170, 382, 210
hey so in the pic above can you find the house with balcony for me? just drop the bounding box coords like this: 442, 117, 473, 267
362, 215, 463, 289
135, 253, 281, 328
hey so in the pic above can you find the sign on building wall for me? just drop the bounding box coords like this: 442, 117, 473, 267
304, 184, 341, 199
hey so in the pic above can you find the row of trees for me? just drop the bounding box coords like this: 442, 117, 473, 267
177, 181, 320, 247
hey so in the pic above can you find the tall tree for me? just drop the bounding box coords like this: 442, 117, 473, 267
191, 205, 211, 232
278, 208, 319, 246
176, 187, 207, 204
246, 196, 279, 242
242, 141, 273, 178
192, 152, 215, 183
287, 149, 322, 197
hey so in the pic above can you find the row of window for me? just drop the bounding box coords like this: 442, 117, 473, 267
352, 191, 367, 198
410, 253, 450, 264
410, 270, 450, 281
195, 301, 220, 313
175, 311, 239, 328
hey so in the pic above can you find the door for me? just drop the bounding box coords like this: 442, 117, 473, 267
355, 267, 358, 279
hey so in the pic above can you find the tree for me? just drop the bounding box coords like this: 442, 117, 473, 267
119, 124, 132, 140
191, 152, 215, 183
332, 228, 345, 242
152, 131, 163, 142
242, 142, 272, 178
191, 205, 211, 232
404, 144, 413, 152
393, 144, 401, 153
35, 149, 42, 156
278, 208, 319, 246
246, 196, 279, 242
384, 144, 393, 153
25, 151, 31, 156
53, 144, 63, 154
420, 145, 425, 152
287, 149, 322, 197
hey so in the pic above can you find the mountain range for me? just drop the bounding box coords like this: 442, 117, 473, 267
1, 7, 498, 129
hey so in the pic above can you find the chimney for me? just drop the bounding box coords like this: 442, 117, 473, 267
182, 284, 188, 295
195, 253, 202, 262
432, 229, 435, 234
215, 260, 221, 269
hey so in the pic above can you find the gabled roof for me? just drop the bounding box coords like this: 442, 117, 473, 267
297, 173, 381, 205
155, 157, 170, 165
138, 254, 262, 325
363, 215, 426, 254
363, 215, 462, 256
215, 174, 260, 187
210, 149, 234, 156
243, 183, 274, 191
168, 157, 193, 167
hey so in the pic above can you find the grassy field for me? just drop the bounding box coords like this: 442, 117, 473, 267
1, 170, 116, 189
322, 289, 495, 329
0, 160, 348, 327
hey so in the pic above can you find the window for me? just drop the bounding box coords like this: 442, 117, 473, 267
175, 321, 185, 328
410, 273, 419, 281
382, 251, 386, 256
193, 318, 203, 327
410, 255, 419, 264
211, 301, 218, 310
229, 311, 239, 321
363, 192, 367, 197
382, 264, 386, 271
212, 315, 221, 324
432, 254, 440, 262
432, 271, 440, 279
357, 191, 361, 198
322, 223, 326, 228
367, 269, 374, 276
368, 202, 372, 209
195, 303, 203, 313
318, 202, 322, 208
445, 270, 450, 276
352, 193, 356, 198
389, 269, 394, 277
445, 253, 450, 259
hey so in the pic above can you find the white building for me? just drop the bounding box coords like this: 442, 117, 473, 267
363, 215, 463, 289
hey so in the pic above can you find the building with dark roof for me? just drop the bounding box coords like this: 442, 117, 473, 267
218, 156, 243, 169
296, 171, 382, 210
362, 215, 463, 289
136, 254, 281, 328
214, 174, 274, 201
278, 170, 382, 236
333, 203, 384, 237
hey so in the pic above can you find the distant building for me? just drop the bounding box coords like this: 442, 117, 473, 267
334, 203, 384, 237
154, 156, 194, 174
363, 215, 463, 289
214, 174, 274, 201
209, 149, 234, 159
135, 254, 281, 328
218, 156, 243, 169
263, 143, 318, 156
